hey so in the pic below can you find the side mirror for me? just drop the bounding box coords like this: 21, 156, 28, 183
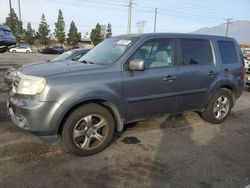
128, 59, 145, 71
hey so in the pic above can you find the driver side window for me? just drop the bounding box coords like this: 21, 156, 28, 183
132, 39, 173, 68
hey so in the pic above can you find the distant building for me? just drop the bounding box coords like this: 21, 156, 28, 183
79, 38, 94, 49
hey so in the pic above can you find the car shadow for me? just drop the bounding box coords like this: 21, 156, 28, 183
149, 108, 250, 188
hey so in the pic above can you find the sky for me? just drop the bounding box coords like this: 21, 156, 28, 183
0, 0, 249, 36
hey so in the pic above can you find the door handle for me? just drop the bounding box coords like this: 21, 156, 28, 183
163, 75, 177, 81
224, 68, 230, 76
207, 71, 218, 77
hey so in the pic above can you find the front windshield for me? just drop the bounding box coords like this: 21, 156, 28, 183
51, 51, 73, 62
78, 37, 136, 65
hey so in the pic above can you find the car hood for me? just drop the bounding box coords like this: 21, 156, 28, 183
20, 60, 104, 77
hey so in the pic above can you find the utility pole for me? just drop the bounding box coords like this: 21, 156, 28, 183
225, 18, 233, 37
127, 0, 132, 34
154, 8, 157, 32
18, 0, 22, 21
9, 0, 12, 13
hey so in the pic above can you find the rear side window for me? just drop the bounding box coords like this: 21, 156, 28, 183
181, 39, 213, 65
218, 41, 238, 64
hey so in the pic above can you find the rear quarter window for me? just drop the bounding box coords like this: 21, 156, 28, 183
218, 41, 238, 64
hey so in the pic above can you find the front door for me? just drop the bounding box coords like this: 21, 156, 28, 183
122, 39, 178, 122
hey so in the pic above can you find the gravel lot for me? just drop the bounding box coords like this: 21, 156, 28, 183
0, 53, 250, 188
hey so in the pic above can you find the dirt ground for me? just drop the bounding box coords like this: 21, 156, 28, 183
0, 53, 250, 188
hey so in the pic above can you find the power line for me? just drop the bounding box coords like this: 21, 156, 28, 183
138, 0, 248, 20
135, 0, 247, 23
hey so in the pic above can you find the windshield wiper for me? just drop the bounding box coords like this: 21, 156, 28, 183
79, 60, 94, 64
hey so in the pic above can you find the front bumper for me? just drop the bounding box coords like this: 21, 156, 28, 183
7, 95, 65, 143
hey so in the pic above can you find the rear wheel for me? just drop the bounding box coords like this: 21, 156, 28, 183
62, 103, 115, 156
26, 50, 30, 53
201, 88, 233, 124
12, 50, 16, 53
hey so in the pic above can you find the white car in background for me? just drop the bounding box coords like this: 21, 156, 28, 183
9, 45, 32, 53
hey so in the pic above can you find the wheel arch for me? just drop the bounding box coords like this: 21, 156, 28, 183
204, 82, 236, 110
57, 99, 124, 135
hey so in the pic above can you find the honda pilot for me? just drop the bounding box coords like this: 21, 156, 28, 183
7, 33, 244, 156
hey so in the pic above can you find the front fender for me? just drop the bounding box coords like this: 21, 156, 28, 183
40, 84, 125, 133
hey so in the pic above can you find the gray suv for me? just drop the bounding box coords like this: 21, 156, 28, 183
7, 33, 244, 156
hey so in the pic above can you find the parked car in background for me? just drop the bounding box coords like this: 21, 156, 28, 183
243, 48, 250, 55
244, 53, 250, 73
0, 24, 16, 53
9, 44, 32, 53
244, 53, 250, 61
50, 48, 90, 62
4, 48, 91, 87
246, 72, 250, 91
65, 46, 79, 51
7, 33, 244, 156
40, 46, 64, 54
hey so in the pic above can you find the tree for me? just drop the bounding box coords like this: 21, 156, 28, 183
5, 8, 23, 43
24, 22, 35, 45
90, 23, 103, 46
54, 9, 65, 47
106, 23, 112, 38
67, 21, 81, 47
37, 14, 50, 47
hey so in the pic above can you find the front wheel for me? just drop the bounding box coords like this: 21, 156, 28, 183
201, 88, 233, 124
61, 103, 115, 156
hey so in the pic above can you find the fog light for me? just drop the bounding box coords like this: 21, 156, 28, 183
16, 115, 29, 129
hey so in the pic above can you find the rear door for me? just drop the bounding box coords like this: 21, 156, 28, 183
175, 38, 219, 112
122, 38, 179, 121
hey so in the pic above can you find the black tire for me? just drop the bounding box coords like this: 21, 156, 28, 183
201, 88, 233, 124
26, 50, 30, 53
62, 103, 115, 156
12, 50, 16, 53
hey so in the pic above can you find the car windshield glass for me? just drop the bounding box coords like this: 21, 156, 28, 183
78, 37, 136, 65
51, 51, 73, 62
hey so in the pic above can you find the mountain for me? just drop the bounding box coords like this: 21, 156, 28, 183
191, 20, 250, 44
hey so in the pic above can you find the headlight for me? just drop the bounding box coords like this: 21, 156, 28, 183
248, 76, 250, 81
16, 73, 47, 95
